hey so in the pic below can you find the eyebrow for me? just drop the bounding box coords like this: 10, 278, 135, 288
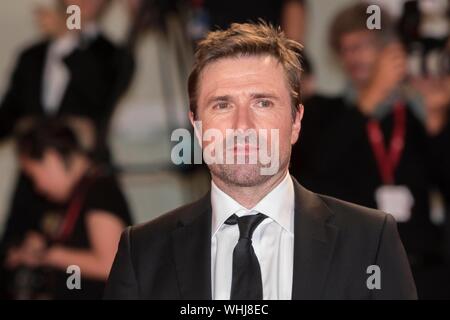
249, 93, 279, 100
205, 93, 280, 106
206, 95, 233, 106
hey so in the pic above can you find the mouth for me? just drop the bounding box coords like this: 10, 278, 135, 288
231, 144, 259, 154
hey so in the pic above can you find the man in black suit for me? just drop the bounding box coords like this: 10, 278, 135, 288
104, 22, 417, 300
0, 0, 133, 149
0, 0, 133, 297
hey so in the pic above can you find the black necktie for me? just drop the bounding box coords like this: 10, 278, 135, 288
225, 213, 267, 300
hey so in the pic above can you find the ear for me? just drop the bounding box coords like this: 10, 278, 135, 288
291, 104, 304, 145
189, 111, 203, 147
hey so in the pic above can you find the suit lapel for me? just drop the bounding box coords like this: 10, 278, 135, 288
291, 178, 339, 299
171, 193, 212, 299
33, 42, 50, 114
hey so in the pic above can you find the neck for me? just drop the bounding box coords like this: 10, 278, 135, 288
212, 168, 289, 209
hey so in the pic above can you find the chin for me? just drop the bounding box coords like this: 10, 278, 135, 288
210, 163, 276, 187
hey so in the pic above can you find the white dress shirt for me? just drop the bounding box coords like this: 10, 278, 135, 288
211, 172, 295, 300
42, 33, 78, 113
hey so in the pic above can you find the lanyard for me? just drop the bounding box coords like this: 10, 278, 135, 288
366, 101, 407, 185
55, 170, 99, 242
55, 191, 86, 243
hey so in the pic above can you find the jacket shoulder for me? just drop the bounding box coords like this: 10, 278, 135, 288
17, 40, 49, 60
318, 194, 390, 236
129, 193, 210, 243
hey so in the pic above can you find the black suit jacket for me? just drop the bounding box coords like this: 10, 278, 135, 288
104, 178, 417, 300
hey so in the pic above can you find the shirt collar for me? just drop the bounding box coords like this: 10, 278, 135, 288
49, 32, 79, 57
211, 171, 295, 238
50, 23, 100, 55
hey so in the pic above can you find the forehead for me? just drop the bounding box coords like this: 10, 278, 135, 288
197, 55, 290, 101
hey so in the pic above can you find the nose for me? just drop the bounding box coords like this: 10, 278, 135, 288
233, 103, 254, 131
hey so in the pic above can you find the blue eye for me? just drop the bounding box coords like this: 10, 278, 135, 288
256, 100, 273, 108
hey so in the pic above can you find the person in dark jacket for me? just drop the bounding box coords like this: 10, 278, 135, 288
3, 119, 132, 299
290, 3, 449, 299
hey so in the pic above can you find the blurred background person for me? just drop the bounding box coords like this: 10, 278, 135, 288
300, 54, 317, 100
0, 0, 134, 159
398, 0, 450, 136
398, 0, 450, 274
0, 0, 134, 297
3, 118, 132, 299
290, 2, 449, 299
396, 0, 450, 295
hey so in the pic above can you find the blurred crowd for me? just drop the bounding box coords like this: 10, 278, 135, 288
0, 0, 449, 299
292, 0, 450, 299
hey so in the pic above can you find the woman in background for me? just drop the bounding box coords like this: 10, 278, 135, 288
3, 118, 132, 299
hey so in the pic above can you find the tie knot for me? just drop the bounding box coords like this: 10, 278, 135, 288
225, 213, 267, 240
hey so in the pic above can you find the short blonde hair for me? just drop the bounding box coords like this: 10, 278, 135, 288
188, 21, 304, 118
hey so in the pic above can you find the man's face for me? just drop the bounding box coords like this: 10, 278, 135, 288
191, 55, 302, 187
339, 30, 379, 88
